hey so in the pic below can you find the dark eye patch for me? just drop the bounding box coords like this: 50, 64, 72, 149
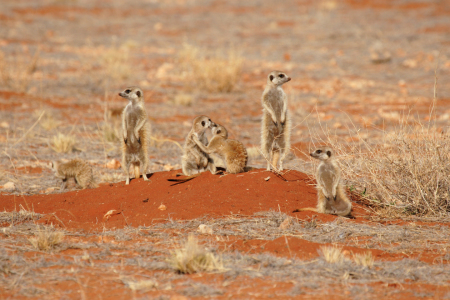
317, 150, 322, 154
279, 74, 285, 78
125, 89, 131, 93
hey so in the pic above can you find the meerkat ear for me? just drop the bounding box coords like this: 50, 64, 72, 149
136, 90, 141, 97
327, 150, 332, 157
269, 75, 274, 81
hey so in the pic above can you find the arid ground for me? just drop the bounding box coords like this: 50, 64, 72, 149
2, 0, 450, 299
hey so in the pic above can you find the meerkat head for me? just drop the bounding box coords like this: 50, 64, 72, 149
211, 124, 228, 139
118, 86, 143, 102
192, 115, 213, 133
310, 147, 334, 161
267, 71, 291, 86
51, 161, 59, 171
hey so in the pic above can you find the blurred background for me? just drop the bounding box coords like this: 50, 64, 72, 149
1, 0, 450, 195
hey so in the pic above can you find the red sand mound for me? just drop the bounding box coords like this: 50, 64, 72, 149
0, 169, 367, 232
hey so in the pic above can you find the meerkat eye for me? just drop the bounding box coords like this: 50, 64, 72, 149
317, 150, 322, 154
201, 121, 205, 126
125, 89, 131, 93
269, 75, 274, 81
208, 119, 211, 122
279, 74, 285, 78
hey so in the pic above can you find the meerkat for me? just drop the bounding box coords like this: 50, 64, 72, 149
52, 159, 97, 190
261, 70, 291, 171
297, 147, 352, 216
192, 123, 247, 174
181, 115, 216, 176
119, 86, 151, 185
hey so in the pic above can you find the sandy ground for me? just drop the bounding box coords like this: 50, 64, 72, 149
1, 0, 450, 299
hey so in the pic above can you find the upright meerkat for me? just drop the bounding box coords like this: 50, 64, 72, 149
52, 159, 97, 190
298, 147, 352, 216
192, 123, 247, 174
181, 116, 216, 176
119, 86, 151, 185
261, 70, 291, 171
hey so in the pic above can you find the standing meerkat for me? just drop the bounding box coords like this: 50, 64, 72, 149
119, 86, 151, 185
192, 123, 247, 174
52, 159, 97, 190
261, 70, 291, 171
297, 147, 352, 216
181, 115, 216, 176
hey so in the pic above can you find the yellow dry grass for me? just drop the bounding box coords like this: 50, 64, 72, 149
0, 49, 39, 93
169, 235, 224, 274
319, 245, 346, 264
178, 43, 242, 93
51, 133, 77, 153
28, 227, 64, 251
352, 251, 374, 268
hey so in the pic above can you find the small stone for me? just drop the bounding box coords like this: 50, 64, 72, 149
279, 217, 293, 230
3, 182, 15, 191
158, 204, 166, 211
106, 159, 121, 169
264, 176, 270, 181
45, 187, 55, 193
197, 224, 213, 235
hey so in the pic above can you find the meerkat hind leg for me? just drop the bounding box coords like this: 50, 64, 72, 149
272, 150, 280, 171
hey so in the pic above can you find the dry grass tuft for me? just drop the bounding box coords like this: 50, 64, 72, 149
173, 93, 194, 106
51, 133, 77, 153
102, 122, 120, 143
169, 235, 223, 274
178, 43, 242, 93
35, 111, 61, 131
101, 172, 123, 183
122, 278, 158, 292
352, 251, 374, 268
100, 43, 133, 81
0, 49, 39, 92
319, 245, 346, 264
28, 227, 64, 251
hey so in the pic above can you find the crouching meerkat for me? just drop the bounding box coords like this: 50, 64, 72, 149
192, 123, 247, 174
181, 116, 216, 176
119, 86, 151, 185
261, 70, 291, 171
52, 159, 97, 190
298, 147, 352, 216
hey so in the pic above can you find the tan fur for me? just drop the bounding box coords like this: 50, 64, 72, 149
261, 70, 291, 171
193, 124, 247, 174
119, 86, 151, 185
52, 159, 97, 190
299, 147, 352, 216
181, 116, 216, 176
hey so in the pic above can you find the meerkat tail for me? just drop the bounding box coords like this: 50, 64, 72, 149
134, 165, 140, 180
272, 150, 280, 170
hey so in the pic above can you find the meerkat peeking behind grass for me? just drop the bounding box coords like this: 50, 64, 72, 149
297, 147, 352, 216
261, 70, 291, 172
52, 159, 97, 190
119, 86, 151, 185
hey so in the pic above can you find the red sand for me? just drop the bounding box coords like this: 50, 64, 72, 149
0, 169, 369, 232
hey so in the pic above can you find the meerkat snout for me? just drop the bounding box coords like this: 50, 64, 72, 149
310, 148, 332, 160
